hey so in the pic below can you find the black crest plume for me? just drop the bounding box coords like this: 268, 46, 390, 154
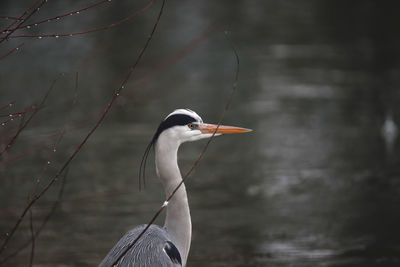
138, 113, 197, 190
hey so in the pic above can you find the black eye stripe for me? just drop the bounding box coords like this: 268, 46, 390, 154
154, 114, 196, 140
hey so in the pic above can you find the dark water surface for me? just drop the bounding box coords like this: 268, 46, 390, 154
1, 1, 400, 266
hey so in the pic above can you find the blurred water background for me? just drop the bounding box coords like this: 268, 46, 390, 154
1, 0, 400, 266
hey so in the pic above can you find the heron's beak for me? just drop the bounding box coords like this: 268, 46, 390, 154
198, 123, 252, 134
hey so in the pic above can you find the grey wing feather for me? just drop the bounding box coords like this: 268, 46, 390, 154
99, 224, 182, 267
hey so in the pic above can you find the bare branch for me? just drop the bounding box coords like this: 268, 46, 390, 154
7, 0, 111, 32
0, 77, 57, 158
0, 43, 24, 61
0, 168, 68, 265
0, 0, 42, 34
0, 103, 35, 127
5, 1, 154, 40
0, 16, 24, 21
0, 0, 47, 43
0, 102, 15, 111
31, 72, 78, 198
0, 0, 163, 257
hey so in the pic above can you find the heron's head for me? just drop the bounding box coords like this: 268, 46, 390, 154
139, 109, 251, 188
154, 109, 251, 144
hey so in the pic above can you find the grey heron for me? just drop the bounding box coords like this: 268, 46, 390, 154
99, 109, 251, 267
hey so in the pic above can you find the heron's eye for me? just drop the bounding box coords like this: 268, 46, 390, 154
188, 123, 196, 130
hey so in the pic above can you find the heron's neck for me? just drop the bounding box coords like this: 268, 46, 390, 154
155, 138, 191, 266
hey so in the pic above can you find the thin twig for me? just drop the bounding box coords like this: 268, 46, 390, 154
0, 0, 41, 34
0, 43, 24, 61
0, 104, 36, 128
0, 102, 15, 111
0, 168, 69, 265
0, 16, 23, 21
0, 0, 47, 43
6, 0, 111, 32
110, 31, 240, 266
28, 210, 35, 267
1, 109, 99, 166
30, 129, 65, 198
6, 1, 154, 39
0, 105, 35, 118
30, 72, 79, 198
0, 78, 57, 158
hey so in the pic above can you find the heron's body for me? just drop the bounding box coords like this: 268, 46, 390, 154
99, 225, 181, 267
99, 109, 250, 267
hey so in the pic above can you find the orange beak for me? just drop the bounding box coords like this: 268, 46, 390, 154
197, 123, 252, 134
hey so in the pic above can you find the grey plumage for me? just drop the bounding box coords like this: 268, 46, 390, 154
99, 225, 181, 267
